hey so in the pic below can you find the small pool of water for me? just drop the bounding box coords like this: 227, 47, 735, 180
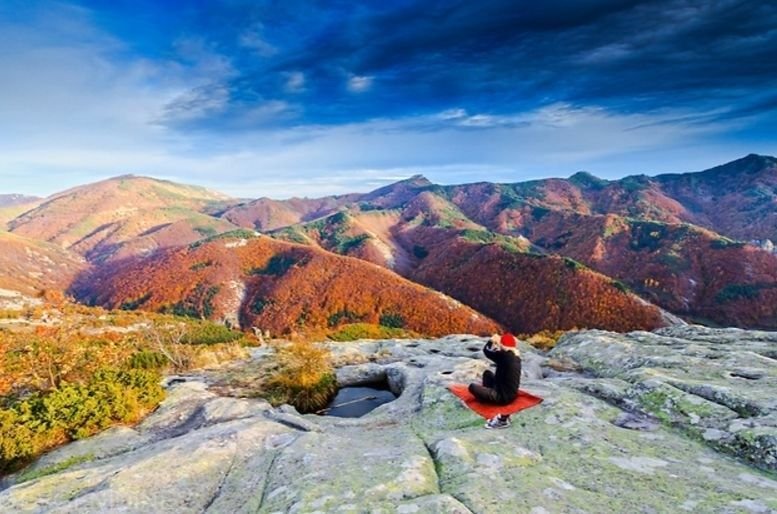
320, 385, 397, 418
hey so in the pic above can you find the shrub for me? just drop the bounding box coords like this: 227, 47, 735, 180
163, 284, 219, 319
263, 341, 337, 413
563, 258, 585, 271
127, 350, 167, 370
120, 292, 151, 311
189, 229, 258, 249
327, 323, 416, 342
630, 221, 668, 251
379, 312, 405, 328
522, 330, 573, 351
710, 239, 745, 250
271, 228, 310, 245
250, 297, 274, 314
189, 260, 213, 271
193, 226, 218, 238
337, 234, 369, 253
460, 230, 495, 244
611, 280, 629, 293
252, 255, 301, 277
716, 284, 764, 303
0, 368, 163, 474
180, 322, 243, 345
327, 310, 364, 327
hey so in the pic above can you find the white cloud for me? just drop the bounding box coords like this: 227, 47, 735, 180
160, 84, 231, 123
579, 43, 632, 64
347, 74, 374, 93
0, 6, 773, 200
172, 36, 236, 80
238, 24, 277, 57
285, 71, 306, 93
438, 108, 467, 120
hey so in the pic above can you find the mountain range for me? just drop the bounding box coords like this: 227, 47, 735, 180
1, 154, 776, 334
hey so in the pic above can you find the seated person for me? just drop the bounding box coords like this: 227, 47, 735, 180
468, 333, 522, 429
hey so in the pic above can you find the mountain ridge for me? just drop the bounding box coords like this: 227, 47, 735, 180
2, 154, 775, 333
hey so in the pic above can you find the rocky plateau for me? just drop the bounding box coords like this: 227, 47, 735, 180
1, 326, 776, 513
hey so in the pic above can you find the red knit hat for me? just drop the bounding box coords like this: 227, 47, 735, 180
500, 333, 517, 348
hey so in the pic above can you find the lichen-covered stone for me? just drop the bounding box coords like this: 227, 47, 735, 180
551, 326, 777, 471
2, 330, 776, 513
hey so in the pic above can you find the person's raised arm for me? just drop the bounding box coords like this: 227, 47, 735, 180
483, 340, 504, 363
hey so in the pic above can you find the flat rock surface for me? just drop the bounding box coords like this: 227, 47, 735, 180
550, 326, 777, 472
1, 329, 776, 513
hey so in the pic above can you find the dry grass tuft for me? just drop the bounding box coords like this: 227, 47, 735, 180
263, 341, 338, 413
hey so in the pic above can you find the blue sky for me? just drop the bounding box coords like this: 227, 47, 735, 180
0, 0, 775, 198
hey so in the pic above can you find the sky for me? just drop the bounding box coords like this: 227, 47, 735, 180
0, 0, 775, 199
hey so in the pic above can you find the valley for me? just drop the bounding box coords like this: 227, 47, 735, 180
1, 155, 776, 335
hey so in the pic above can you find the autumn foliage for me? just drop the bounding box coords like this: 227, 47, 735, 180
77, 235, 501, 338
521, 212, 777, 329
0, 307, 251, 474
410, 238, 665, 333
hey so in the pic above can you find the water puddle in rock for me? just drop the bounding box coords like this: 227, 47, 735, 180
319, 385, 397, 418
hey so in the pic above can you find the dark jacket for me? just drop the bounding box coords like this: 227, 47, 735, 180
483, 342, 522, 403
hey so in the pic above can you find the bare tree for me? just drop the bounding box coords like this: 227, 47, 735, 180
141, 320, 189, 370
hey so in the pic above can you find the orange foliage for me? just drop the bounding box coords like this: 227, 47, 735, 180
524, 214, 777, 328
410, 239, 665, 333
80, 236, 501, 338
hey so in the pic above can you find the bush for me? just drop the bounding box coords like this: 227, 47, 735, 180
180, 323, 244, 345
0, 368, 163, 474
630, 221, 668, 251
127, 350, 167, 370
710, 239, 745, 250
250, 297, 274, 314
327, 323, 416, 342
189, 229, 258, 249
522, 330, 572, 351
563, 257, 585, 271
611, 280, 629, 293
327, 310, 364, 327
189, 260, 213, 271
460, 230, 495, 244
379, 313, 405, 328
263, 341, 337, 413
120, 292, 151, 311
163, 284, 219, 319
252, 255, 302, 277
716, 284, 764, 303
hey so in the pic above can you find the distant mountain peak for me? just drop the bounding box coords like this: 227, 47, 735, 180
568, 171, 609, 189
399, 174, 432, 187
360, 174, 433, 206
569, 171, 597, 180
0, 194, 42, 207
700, 153, 777, 176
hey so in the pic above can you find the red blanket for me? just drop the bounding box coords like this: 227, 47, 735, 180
448, 384, 544, 419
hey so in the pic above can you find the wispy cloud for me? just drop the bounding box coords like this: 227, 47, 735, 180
238, 23, 278, 57
0, 0, 775, 198
347, 74, 374, 93
284, 71, 306, 93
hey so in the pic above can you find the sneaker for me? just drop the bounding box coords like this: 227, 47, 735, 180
485, 414, 511, 429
